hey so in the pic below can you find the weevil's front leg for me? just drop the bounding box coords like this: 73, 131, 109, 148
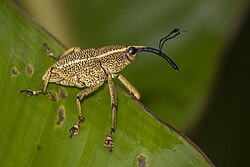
103, 75, 117, 150
20, 67, 52, 96
118, 74, 141, 99
44, 43, 81, 60
69, 83, 103, 137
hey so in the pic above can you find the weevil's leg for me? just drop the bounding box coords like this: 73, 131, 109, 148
44, 43, 81, 60
44, 43, 59, 60
59, 47, 81, 59
69, 83, 103, 137
20, 67, 52, 96
103, 75, 117, 150
118, 74, 141, 99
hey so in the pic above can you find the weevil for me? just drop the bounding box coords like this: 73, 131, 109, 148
21, 28, 185, 150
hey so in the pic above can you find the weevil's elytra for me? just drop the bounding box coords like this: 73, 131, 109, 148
20, 29, 184, 150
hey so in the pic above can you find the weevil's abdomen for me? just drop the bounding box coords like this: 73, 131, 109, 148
42, 52, 107, 88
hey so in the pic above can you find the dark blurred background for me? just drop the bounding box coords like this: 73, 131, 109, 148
15, 0, 250, 166
191, 8, 250, 166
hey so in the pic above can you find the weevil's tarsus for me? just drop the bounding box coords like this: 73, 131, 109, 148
69, 83, 103, 137
44, 43, 58, 60
20, 67, 53, 96
159, 28, 186, 52
20, 89, 44, 96
103, 131, 114, 151
69, 122, 80, 137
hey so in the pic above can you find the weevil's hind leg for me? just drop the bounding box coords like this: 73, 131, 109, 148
44, 43, 81, 61
20, 67, 52, 96
103, 75, 117, 150
118, 74, 141, 99
59, 47, 81, 59
69, 83, 103, 137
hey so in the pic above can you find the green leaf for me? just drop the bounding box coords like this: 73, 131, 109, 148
0, 1, 213, 166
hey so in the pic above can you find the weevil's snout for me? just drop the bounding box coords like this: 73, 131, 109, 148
125, 46, 179, 70
135, 46, 179, 71
128, 28, 186, 71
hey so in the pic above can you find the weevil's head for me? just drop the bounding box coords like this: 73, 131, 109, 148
101, 29, 184, 77
125, 28, 186, 71
125, 45, 179, 71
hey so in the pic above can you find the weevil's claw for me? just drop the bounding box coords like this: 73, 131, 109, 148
69, 122, 80, 137
103, 133, 114, 151
20, 89, 41, 96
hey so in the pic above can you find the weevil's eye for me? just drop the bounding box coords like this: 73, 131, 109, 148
127, 47, 137, 55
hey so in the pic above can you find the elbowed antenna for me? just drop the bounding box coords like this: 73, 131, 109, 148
159, 28, 186, 52
136, 47, 179, 71
135, 28, 186, 71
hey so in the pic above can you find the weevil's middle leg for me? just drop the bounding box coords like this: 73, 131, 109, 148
20, 67, 52, 96
69, 83, 103, 137
103, 75, 117, 150
44, 43, 81, 60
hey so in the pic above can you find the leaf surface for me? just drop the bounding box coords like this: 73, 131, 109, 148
0, 1, 213, 166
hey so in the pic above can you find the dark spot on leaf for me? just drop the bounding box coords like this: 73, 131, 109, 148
59, 88, 68, 99
37, 144, 42, 151
11, 67, 19, 76
137, 154, 147, 167
26, 64, 34, 76
49, 91, 58, 102
96, 97, 102, 102
56, 106, 65, 126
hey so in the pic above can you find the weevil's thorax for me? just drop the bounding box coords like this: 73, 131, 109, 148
97, 45, 137, 78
